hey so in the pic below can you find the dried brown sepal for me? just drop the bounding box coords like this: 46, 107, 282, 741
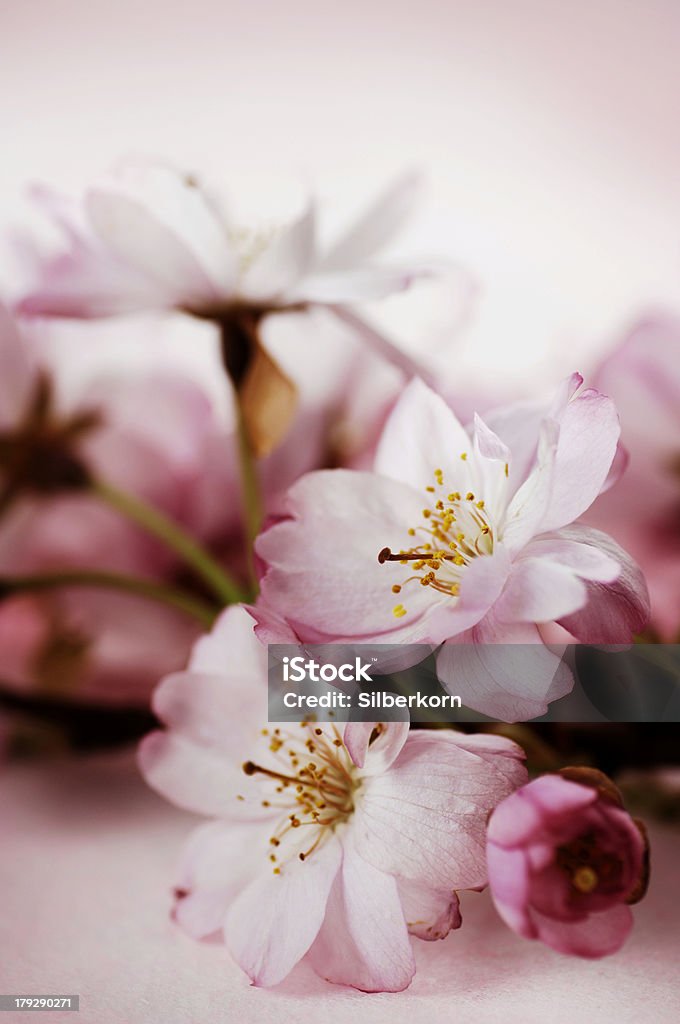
626, 818, 651, 905
239, 340, 297, 458
557, 766, 624, 807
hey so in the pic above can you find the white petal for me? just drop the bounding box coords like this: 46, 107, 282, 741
225, 833, 341, 987
307, 836, 415, 992
321, 171, 424, 269
375, 377, 473, 492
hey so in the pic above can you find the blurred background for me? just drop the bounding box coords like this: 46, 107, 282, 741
1, 0, 679, 384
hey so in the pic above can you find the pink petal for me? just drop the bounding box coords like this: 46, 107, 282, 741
529, 903, 634, 958
225, 833, 342, 987
494, 557, 589, 624
138, 731, 262, 819
502, 419, 559, 553
307, 837, 415, 992
189, 605, 264, 675
522, 533, 621, 582
556, 526, 650, 642
539, 389, 620, 533
375, 377, 473, 492
343, 721, 410, 773
397, 877, 462, 941
352, 730, 527, 890
436, 617, 574, 721
486, 844, 535, 938
320, 171, 424, 269
255, 470, 447, 641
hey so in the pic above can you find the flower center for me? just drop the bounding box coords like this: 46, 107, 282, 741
379, 464, 498, 619
228, 223, 282, 274
241, 723, 359, 874
556, 830, 624, 896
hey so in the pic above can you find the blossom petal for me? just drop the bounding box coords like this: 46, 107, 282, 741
494, 558, 589, 624
307, 838, 415, 992
539, 389, 620, 533
138, 731, 266, 820
436, 617, 574, 721
294, 265, 429, 304
352, 730, 526, 889
529, 903, 634, 958
556, 526, 650, 642
375, 377, 473, 492
321, 171, 424, 269
224, 834, 341, 987
241, 201, 317, 301
343, 722, 410, 773
86, 162, 237, 305
396, 877, 462, 941
502, 419, 559, 554
328, 306, 436, 383
256, 470, 448, 641
172, 821, 261, 939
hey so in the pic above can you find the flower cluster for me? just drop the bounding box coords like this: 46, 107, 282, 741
0, 158, 661, 989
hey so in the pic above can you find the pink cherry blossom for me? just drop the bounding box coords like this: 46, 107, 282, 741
14, 161, 431, 379
486, 771, 649, 957
584, 313, 680, 640
252, 376, 650, 720
139, 604, 527, 992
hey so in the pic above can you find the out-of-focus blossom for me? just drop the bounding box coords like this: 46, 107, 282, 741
14, 161, 433, 455
585, 314, 680, 640
487, 768, 649, 957
15, 162, 425, 319
0, 307, 217, 701
139, 605, 527, 991
253, 376, 649, 720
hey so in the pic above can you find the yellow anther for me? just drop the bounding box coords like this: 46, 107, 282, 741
426, 485, 435, 493
393, 604, 407, 618
466, 492, 475, 501
407, 528, 416, 536
476, 500, 485, 509
460, 452, 468, 461
454, 555, 465, 566
504, 462, 509, 477
392, 584, 402, 594
422, 509, 432, 518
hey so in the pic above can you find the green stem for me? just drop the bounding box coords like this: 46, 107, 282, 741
0, 570, 218, 629
92, 479, 246, 606
235, 397, 263, 593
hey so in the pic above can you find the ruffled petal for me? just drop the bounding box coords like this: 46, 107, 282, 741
556, 526, 650, 642
396, 877, 462, 941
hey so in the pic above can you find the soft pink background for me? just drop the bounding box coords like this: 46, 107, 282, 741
1, 750, 678, 1024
